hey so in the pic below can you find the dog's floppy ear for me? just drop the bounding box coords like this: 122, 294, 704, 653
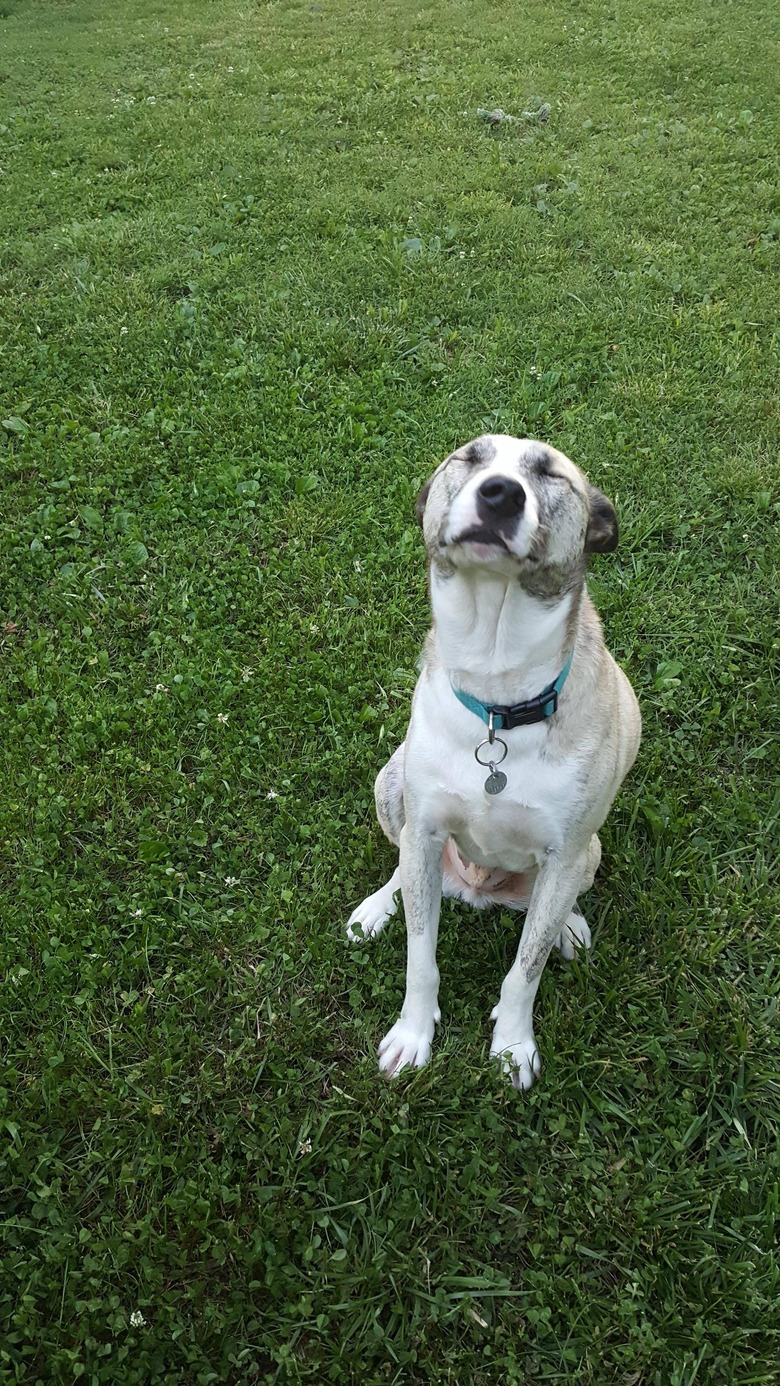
585, 486, 618, 553
415, 477, 433, 526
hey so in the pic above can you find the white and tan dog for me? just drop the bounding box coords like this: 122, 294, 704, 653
347, 434, 641, 1089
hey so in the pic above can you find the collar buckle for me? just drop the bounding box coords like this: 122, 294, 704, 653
451, 652, 572, 733
491, 687, 558, 729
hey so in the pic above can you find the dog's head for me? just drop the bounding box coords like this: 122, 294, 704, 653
416, 434, 617, 595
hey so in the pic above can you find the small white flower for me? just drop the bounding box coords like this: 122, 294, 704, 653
297, 1139, 312, 1156
353, 559, 363, 573
154, 682, 168, 693
130, 1310, 145, 1328
266, 790, 278, 800
241, 666, 254, 682
217, 712, 228, 724
224, 876, 239, 887
120, 326, 128, 336
309, 622, 319, 634
227, 66, 234, 72
132, 908, 143, 918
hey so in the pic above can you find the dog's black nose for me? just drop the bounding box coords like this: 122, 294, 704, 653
477, 476, 526, 518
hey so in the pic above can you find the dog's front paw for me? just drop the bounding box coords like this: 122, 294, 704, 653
378, 1015, 436, 1077
555, 910, 591, 961
490, 1032, 541, 1090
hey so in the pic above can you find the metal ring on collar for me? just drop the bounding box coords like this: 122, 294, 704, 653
475, 736, 508, 767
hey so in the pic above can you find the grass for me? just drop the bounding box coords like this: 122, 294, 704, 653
0, 0, 778, 1380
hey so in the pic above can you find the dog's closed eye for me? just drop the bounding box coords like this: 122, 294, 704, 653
459, 438, 497, 468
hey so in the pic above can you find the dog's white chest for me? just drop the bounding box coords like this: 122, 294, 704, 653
437, 764, 570, 870
408, 684, 575, 871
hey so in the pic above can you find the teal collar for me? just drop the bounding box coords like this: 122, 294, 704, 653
452, 653, 573, 731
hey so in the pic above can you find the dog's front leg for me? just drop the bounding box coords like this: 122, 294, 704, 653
378, 820, 444, 1077
490, 849, 588, 1090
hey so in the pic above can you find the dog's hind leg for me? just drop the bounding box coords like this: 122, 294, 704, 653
374, 742, 406, 846
346, 745, 406, 941
554, 834, 601, 958
580, 833, 602, 892
346, 866, 401, 940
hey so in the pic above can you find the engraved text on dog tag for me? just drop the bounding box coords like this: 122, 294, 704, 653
484, 768, 508, 795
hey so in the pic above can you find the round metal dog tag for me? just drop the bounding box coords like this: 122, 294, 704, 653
484, 769, 508, 795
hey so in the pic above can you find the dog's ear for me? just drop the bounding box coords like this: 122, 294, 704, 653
415, 477, 432, 526
585, 486, 618, 553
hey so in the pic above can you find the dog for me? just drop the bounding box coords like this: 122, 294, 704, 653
346, 434, 641, 1089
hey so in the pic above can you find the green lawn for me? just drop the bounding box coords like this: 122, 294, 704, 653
1, 0, 779, 1380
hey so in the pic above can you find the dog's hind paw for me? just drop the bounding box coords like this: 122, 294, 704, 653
378, 1015, 437, 1077
555, 911, 591, 961
346, 878, 399, 941
490, 1034, 541, 1090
